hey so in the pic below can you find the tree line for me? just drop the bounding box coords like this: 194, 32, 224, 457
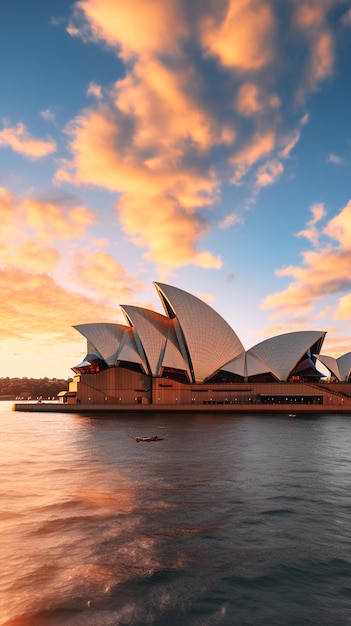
0, 377, 71, 399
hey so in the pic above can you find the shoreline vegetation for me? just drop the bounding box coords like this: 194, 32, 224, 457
0, 377, 70, 400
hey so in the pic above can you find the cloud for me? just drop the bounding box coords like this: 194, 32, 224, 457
255, 159, 284, 187
335, 294, 351, 320
59, 0, 344, 266
0, 186, 147, 371
71, 249, 145, 303
87, 81, 103, 98
261, 200, 351, 318
40, 108, 56, 122
342, 8, 351, 25
296, 202, 326, 245
230, 130, 276, 183
294, 3, 335, 96
201, 0, 275, 70
0, 122, 56, 158
235, 83, 264, 116
328, 153, 344, 165
56, 102, 221, 269
0, 239, 60, 274
0, 184, 100, 284
324, 200, 351, 247
23, 198, 96, 241
220, 211, 244, 230
69, 0, 187, 58
0, 267, 120, 344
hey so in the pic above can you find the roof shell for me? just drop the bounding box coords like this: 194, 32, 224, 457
154, 282, 244, 383
337, 352, 351, 381
121, 305, 190, 377
247, 331, 326, 381
73, 323, 146, 370
314, 354, 341, 380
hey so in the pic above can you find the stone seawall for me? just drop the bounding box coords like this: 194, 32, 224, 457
11, 402, 351, 415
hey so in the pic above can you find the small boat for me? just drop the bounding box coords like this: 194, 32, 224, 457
129, 435, 164, 442
288, 413, 297, 418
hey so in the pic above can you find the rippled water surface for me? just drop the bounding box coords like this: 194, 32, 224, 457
1, 402, 351, 625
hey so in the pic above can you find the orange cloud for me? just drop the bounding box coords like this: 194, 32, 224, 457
116, 58, 214, 151
296, 202, 326, 245
0, 187, 16, 230
87, 81, 103, 98
0, 184, 151, 376
117, 192, 222, 269
0, 239, 60, 274
71, 249, 145, 303
0, 186, 97, 266
262, 200, 351, 318
294, 3, 334, 94
309, 30, 334, 84
255, 159, 283, 187
56, 104, 221, 269
62, 0, 342, 265
335, 294, 351, 320
324, 200, 351, 247
201, 0, 275, 70
230, 130, 276, 183
71, 0, 187, 58
23, 199, 96, 241
0, 123, 56, 158
235, 83, 262, 116
0, 268, 120, 344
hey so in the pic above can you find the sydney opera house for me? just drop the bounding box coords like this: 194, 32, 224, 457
61, 282, 351, 412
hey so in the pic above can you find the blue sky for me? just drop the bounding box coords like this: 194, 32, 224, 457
1, 0, 351, 378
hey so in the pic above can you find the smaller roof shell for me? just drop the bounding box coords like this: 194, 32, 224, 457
337, 352, 351, 381
314, 354, 341, 380
247, 331, 326, 381
74, 323, 146, 371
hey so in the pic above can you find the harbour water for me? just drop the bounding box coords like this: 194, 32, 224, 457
1, 401, 351, 625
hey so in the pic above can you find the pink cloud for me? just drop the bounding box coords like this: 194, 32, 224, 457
0, 123, 56, 159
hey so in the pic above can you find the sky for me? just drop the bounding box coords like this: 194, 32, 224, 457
2, 0, 351, 379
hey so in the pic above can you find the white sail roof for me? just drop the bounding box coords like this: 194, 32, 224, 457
314, 354, 341, 380
121, 305, 189, 377
337, 352, 351, 381
73, 323, 145, 369
154, 282, 244, 383
248, 331, 326, 382
222, 352, 246, 377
